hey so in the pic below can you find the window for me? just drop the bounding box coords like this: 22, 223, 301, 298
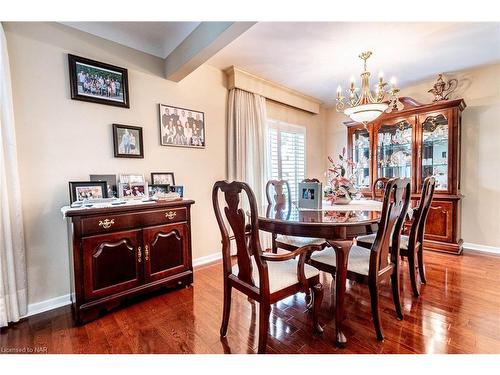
266, 119, 306, 201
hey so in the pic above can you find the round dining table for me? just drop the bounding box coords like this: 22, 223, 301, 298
257, 200, 382, 347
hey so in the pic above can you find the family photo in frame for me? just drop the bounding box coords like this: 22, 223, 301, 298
68, 54, 130, 108
159, 104, 205, 148
112, 124, 144, 158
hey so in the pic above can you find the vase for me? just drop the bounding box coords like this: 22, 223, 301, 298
334, 196, 352, 205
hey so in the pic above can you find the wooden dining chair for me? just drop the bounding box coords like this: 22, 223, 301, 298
213, 180, 324, 354
265, 179, 328, 253
372, 177, 389, 201
308, 178, 411, 341
357, 176, 436, 296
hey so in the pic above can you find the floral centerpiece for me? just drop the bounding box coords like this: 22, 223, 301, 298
325, 147, 360, 205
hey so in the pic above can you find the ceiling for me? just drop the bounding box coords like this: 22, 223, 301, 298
63, 22, 201, 58
208, 22, 500, 105
63, 22, 500, 105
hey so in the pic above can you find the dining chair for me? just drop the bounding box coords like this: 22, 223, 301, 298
356, 176, 436, 296
372, 177, 389, 201
213, 180, 324, 354
265, 179, 328, 253
308, 178, 411, 341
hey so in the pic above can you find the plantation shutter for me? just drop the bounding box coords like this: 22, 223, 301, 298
266, 120, 306, 202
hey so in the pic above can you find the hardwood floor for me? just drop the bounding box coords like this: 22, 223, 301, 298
1, 251, 499, 354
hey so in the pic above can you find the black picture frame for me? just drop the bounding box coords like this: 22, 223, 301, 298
69, 181, 108, 204
159, 104, 205, 148
68, 54, 130, 108
151, 172, 175, 185
112, 124, 144, 158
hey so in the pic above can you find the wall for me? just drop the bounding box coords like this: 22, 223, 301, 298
323, 63, 500, 249
4, 22, 229, 307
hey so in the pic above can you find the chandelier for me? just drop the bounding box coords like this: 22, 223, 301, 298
336, 51, 400, 125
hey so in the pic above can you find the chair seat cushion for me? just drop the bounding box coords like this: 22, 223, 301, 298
232, 256, 319, 293
276, 235, 327, 248
310, 245, 372, 275
356, 233, 409, 250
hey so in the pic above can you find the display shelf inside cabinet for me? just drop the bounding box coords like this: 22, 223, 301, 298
345, 97, 466, 254
64, 199, 195, 324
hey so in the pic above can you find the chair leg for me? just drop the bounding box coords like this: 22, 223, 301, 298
311, 283, 324, 333
257, 303, 271, 354
368, 283, 384, 341
408, 249, 420, 297
417, 247, 427, 284
220, 282, 232, 337
391, 268, 404, 320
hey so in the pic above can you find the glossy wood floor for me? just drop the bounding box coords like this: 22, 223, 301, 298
1, 251, 499, 354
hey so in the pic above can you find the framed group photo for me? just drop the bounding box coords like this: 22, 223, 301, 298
68, 54, 130, 108
112, 124, 144, 158
68, 181, 108, 204
159, 104, 205, 148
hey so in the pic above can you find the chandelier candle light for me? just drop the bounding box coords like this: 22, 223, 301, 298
336, 51, 400, 126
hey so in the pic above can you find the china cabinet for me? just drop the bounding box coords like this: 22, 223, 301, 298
65, 200, 194, 324
346, 97, 466, 254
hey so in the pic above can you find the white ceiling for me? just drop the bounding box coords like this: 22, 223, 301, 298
63, 22, 200, 58
207, 22, 500, 104
63, 22, 500, 105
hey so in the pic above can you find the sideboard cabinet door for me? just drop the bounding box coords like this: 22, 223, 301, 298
82, 229, 143, 300
143, 223, 190, 283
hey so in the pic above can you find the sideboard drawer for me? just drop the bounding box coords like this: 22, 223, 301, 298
81, 207, 187, 236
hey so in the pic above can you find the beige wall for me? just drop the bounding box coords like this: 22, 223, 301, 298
4, 22, 229, 305
266, 100, 326, 182
323, 63, 500, 248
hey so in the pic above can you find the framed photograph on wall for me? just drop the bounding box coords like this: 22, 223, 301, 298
68, 54, 129, 108
69, 181, 108, 204
151, 172, 175, 185
159, 104, 205, 148
112, 124, 144, 158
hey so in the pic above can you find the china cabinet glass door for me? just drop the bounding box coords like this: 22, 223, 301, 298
351, 128, 371, 188
377, 120, 413, 180
421, 114, 449, 191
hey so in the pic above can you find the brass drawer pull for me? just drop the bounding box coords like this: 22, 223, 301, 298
165, 211, 177, 220
138, 246, 142, 263
145, 245, 149, 261
98, 219, 115, 229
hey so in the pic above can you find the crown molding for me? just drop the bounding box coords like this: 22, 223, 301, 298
225, 66, 322, 114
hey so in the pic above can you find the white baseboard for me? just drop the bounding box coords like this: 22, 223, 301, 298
463, 242, 500, 255
25, 293, 71, 318
24, 252, 222, 318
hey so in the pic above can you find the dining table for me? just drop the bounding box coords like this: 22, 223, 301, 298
257, 199, 384, 347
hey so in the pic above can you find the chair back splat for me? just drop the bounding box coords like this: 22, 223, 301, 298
409, 176, 436, 248
265, 179, 291, 206
212, 181, 266, 289
372, 177, 390, 201
369, 178, 411, 277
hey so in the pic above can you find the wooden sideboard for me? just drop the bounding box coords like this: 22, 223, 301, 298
65, 200, 195, 324
346, 97, 466, 254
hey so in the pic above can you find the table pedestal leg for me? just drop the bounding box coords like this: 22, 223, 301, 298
327, 240, 351, 347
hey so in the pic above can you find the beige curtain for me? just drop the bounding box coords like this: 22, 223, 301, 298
227, 88, 268, 204
0, 23, 28, 327
227, 88, 271, 250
